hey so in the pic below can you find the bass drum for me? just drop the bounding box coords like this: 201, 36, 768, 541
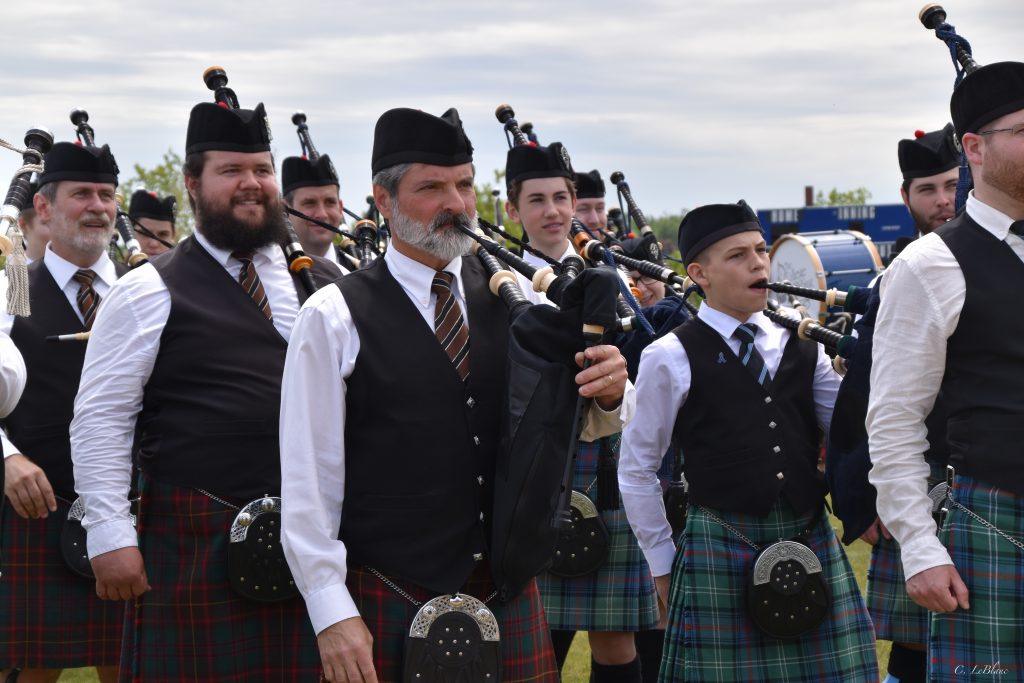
769, 230, 883, 322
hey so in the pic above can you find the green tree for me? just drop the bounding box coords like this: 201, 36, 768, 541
475, 169, 523, 242
814, 187, 873, 206
121, 149, 193, 235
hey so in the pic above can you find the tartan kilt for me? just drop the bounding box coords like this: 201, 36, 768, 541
866, 534, 929, 644
929, 475, 1024, 682
0, 496, 124, 668
346, 563, 558, 683
536, 436, 659, 631
660, 501, 879, 682
121, 477, 319, 682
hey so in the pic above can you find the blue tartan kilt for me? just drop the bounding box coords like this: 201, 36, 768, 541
659, 500, 878, 683
866, 535, 929, 644
536, 436, 659, 632
929, 475, 1024, 682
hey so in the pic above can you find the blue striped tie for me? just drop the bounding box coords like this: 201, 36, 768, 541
734, 323, 772, 390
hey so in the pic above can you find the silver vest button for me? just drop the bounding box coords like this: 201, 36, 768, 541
776, 472, 785, 480
466, 397, 476, 408
773, 446, 782, 453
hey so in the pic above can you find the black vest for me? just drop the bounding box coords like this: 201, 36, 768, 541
937, 214, 1024, 496
337, 257, 508, 594
5, 259, 127, 498
136, 237, 339, 501
673, 317, 824, 516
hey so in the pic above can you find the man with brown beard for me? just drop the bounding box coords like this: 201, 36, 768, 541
1, 142, 126, 683
868, 61, 1024, 682
69, 101, 340, 682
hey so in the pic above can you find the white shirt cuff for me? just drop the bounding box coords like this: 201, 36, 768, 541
86, 519, 139, 559
645, 538, 678, 577
305, 582, 361, 635
900, 533, 954, 581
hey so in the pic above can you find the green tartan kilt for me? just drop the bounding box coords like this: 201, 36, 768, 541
659, 500, 878, 682
536, 436, 659, 632
866, 534, 929, 644
929, 475, 1024, 682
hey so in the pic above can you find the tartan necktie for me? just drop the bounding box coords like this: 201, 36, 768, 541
431, 271, 470, 381
733, 322, 772, 390
72, 269, 100, 330
232, 249, 273, 322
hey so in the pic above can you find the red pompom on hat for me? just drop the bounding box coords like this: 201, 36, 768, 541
914, 129, 926, 138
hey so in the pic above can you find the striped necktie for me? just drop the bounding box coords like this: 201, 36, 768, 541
232, 250, 273, 322
733, 322, 772, 390
431, 271, 470, 381
72, 269, 100, 330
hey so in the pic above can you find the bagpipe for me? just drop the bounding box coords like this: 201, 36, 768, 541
0, 127, 54, 316
610, 170, 661, 263
70, 108, 149, 268
919, 3, 981, 212
288, 111, 376, 270
202, 66, 318, 298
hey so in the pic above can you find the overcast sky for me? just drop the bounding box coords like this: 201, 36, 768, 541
0, 0, 1018, 216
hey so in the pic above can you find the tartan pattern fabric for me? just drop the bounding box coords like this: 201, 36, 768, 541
431, 270, 470, 381
232, 249, 273, 322
73, 268, 100, 330
929, 475, 1024, 682
120, 477, 319, 682
866, 534, 929, 644
734, 322, 772, 390
659, 501, 879, 682
346, 563, 558, 682
536, 437, 660, 631
0, 497, 124, 668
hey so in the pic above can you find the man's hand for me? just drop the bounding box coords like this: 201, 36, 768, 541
654, 574, 671, 629
318, 617, 378, 683
91, 547, 151, 601
575, 344, 628, 410
3, 453, 57, 519
858, 516, 893, 546
906, 565, 970, 613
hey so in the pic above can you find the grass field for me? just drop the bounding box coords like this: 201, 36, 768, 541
56, 516, 888, 682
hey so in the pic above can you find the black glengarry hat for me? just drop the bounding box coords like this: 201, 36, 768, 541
371, 107, 473, 175
619, 235, 664, 266
186, 102, 272, 154
282, 155, 339, 195
129, 189, 176, 223
678, 200, 763, 265
38, 142, 119, 187
898, 124, 959, 180
950, 61, 1024, 140
575, 169, 606, 199
505, 142, 574, 189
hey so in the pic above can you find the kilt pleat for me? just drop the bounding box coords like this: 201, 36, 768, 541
929, 475, 1024, 682
659, 501, 878, 682
536, 437, 659, 631
866, 535, 929, 644
346, 563, 558, 682
120, 477, 319, 682
0, 497, 124, 668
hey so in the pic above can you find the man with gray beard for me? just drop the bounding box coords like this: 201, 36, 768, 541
280, 107, 632, 683
1, 142, 127, 683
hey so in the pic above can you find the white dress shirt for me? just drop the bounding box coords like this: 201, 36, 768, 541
867, 193, 1024, 581
1, 246, 117, 458
619, 303, 842, 576
279, 245, 634, 635
0, 330, 26, 418
70, 232, 304, 558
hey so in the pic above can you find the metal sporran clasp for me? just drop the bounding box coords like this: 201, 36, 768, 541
403, 593, 501, 682
746, 539, 830, 639
227, 495, 298, 602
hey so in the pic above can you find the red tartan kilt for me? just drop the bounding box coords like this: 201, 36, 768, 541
122, 477, 320, 682
0, 497, 124, 668
346, 563, 558, 683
